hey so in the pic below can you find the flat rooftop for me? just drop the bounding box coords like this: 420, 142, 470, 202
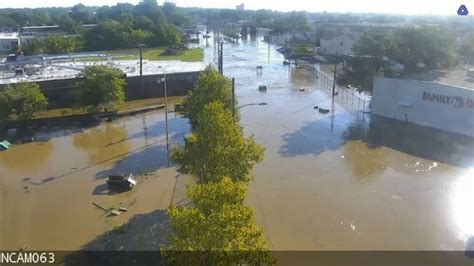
0, 32, 19, 39
0, 60, 206, 85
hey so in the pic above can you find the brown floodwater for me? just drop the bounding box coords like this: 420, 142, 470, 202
0, 34, 473, 255
0, 113, 190, 250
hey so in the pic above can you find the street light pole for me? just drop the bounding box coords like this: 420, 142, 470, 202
332, 62, 337, 97
163, 72, 170, 167
158, 67, 170, 167
137, 44, 146, 77
231, 78, 235, 119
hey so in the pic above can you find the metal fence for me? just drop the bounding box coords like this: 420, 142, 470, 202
314, 68, 370, 113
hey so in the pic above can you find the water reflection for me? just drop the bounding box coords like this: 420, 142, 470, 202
279, 111, 359, 157
343, 140, 388, 180
73, 124, 130, 164
452, 169, 474, 242
95, 144, 169, 179
342, 114, 474, 169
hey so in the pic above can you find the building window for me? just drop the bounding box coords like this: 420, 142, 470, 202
2, 44, 10, 50
340, 42, 344, 47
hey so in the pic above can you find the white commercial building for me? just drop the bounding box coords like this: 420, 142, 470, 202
372, 73, 474, 137
0, 33, 20, 54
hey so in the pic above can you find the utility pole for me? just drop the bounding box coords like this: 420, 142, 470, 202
332, 62, 337, 97
217, 40, 224, 75
158, 69, 170, 168
231, 78, 235, 119
137, 44, 145, 77
164, 73, 170, 167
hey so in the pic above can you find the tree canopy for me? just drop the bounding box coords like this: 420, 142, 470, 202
353, 27, 458, 73
182, 66, 237, 128
78, 65, 126, 112
347, 27, 459, 91
460, 34, 474, 64
1, 1, 184, 54
0, 82, 48, 121
172, 101, 264, 183
165, 177, 273, 265
21, 34, 84, 55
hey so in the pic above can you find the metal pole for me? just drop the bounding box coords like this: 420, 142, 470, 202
139, 47, 143, 77
232, 78, 235, 119
164, 73, 170, 167
332, 63, 337, 96
219, 41, 224, 75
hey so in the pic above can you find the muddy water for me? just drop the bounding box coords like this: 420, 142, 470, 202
0, 113, 189, 250
1, 34, 473, 252
208, 35, 473, 250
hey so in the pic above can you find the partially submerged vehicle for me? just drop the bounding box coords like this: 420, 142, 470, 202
0, 140, 12, 151
106, 174, 137, 191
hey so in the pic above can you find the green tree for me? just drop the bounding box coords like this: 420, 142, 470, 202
182, 66, 236, 128
240, 26, 248, 37
0, 82, 48, 121
249, 26, 257, 36
165, 177, 273, 265
78, 65, 126, 112
21, 39, 45, 55
172, 101, 264, 183
392, 27, 457, 71
43, 34, 84, 54
460, 34, 474, 64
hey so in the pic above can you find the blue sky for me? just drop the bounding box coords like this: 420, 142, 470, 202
0, 0, 466, 15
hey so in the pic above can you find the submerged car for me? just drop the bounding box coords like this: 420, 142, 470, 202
106, 174, 137, 191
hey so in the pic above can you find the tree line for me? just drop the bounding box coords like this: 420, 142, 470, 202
342, 27, 474, 91
1, 0, 186, 55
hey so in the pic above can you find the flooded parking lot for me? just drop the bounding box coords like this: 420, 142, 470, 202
0, 34, 473, 252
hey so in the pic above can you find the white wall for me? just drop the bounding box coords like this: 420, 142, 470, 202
372, 77, 474, 137
0, 38, 19, 53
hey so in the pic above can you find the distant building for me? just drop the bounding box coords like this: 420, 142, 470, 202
19, 25, 65, 43
236, 3, 244, 10
0, 33, 20, 54
318, 28, 360, 56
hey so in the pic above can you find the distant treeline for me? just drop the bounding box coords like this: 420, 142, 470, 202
1, 0, 187, 54
1, 1, 472, 55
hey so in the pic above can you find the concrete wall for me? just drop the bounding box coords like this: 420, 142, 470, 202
372, 76, 474, 137
0, 71, 201, 108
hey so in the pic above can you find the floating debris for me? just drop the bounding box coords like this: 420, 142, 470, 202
0, 140, 12, 151
319, 108, 330, 114
110, 210, 122, 216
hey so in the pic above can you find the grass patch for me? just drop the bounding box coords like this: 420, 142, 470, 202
35, 96, 185, 119
107, 47, 204, 62
74, 47, 204, 62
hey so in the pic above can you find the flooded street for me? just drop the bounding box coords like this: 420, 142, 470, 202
1, 34, 473, 252
0, 113, 190, 250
